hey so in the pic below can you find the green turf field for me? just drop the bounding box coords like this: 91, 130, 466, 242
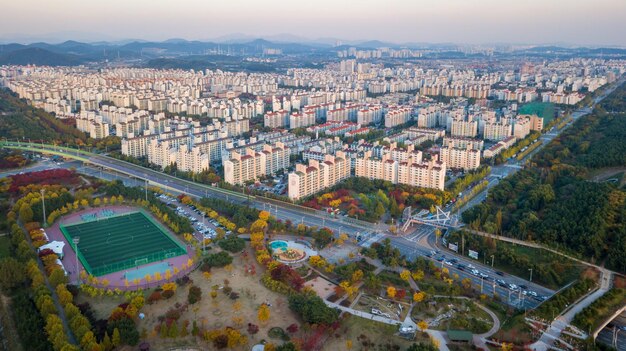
519, 102, 556, 124
60, 211, 186, 276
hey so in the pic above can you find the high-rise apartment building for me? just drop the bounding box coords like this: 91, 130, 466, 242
288, 152, 350, 200
223, 142, 290, 185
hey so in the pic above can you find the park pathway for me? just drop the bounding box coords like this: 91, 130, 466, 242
530, 269, 612, 351
19, 221, 77, 345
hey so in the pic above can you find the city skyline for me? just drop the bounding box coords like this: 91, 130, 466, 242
2, 0, 626, 46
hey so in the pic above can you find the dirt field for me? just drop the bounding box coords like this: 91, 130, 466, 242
79, 246, 302, 350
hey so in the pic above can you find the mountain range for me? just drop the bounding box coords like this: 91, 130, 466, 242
0, 38, 624, 67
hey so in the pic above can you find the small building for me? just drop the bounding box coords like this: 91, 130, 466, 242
447, 329, 473, 345
38, 241, 65, 259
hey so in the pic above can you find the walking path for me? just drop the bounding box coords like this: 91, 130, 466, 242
529, 269, 612, 350
20, 221, 77, 345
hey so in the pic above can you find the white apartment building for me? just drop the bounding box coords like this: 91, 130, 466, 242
264, 110, 289, 128
357, 105, 383, 125
288, 152, 350, 200
384, 107, 412, 128
442, 136, 484, 150
289, 112, 315, 129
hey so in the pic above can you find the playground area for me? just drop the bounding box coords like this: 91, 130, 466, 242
353, 294, 411, 322
269, 240, 317, 264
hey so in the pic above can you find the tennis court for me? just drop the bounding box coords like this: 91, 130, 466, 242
60, 211, 187, 277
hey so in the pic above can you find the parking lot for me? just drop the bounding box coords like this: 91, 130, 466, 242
156, 193, 229, 243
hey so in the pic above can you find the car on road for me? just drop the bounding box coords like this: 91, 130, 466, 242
495, 271, 504, 276
508, 283, 518, 291
436, 256, 445, 262
456, 264, 465, 271
444, 260, 454, 266
471, 269, 479, 276
496, 279, 506, 287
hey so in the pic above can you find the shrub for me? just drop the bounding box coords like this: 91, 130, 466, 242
147, 291, 162, 304
204, 252, 233, 268
247, 323, 259, 335
162, 290, 174, 299
218, 237, 246, 253
187, 286, 202, 305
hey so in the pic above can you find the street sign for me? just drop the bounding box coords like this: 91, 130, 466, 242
448, 243, 458, 252
468, 250, 479, 260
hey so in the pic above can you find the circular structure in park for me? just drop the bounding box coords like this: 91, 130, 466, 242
269, 240, 316, 264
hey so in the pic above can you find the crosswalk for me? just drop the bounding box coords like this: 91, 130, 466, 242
403, 226, 434, 243
359, 232, 386, 248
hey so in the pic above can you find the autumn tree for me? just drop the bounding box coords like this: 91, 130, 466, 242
400, 269, 411, 282
413, 291, 426, 303
387, 286, 397, 299
258, 304, 270, 324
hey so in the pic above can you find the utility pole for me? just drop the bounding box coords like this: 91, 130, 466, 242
40, 188, 46, 226
491, 255, 495, 267
480, 276, 484, 294
144, 176, 148, 202
529, 268, 533, 282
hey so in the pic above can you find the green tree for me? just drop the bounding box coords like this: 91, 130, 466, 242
111, 328, 121, 347
19, 203, 34, 222
374, 201, 386, 219
0, 257, 26, 291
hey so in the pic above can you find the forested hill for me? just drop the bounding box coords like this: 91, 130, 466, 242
463, 81, 626, 273
0, 89, 119, 150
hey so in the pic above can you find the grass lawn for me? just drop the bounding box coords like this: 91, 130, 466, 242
324, 314, 425, 350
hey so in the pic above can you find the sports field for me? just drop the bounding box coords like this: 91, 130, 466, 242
60, 211, 187, 277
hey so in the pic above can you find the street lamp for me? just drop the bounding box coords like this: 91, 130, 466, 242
73, 237, 80, 284
490, 255, 495, 267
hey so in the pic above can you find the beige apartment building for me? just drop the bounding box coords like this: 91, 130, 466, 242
224, 142, 290, 185
450, 119, 478, 137
440, 143, 481, 170
482, 121, 512, 141
355, 150, 446, 191
288, 151, 350, 200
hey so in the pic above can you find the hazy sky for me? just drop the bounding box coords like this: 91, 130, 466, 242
2, 0, 626, 45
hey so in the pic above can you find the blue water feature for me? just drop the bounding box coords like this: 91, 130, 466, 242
269, 240, 288, 251
124, 261, 172, 281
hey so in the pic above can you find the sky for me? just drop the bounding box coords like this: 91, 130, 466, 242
2, 0, 626, 46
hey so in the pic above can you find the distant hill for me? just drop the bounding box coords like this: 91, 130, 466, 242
0, 47, 84, 66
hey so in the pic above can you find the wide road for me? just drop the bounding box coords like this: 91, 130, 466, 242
0, 141, 373, 239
